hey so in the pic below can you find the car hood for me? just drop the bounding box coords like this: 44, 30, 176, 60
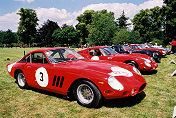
111, 53, 147, 60
53, 59, 137, 78
129, 53, 151, 60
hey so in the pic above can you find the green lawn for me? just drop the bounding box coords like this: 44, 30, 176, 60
0, 47, 176, 118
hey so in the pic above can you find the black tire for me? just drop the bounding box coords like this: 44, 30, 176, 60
126, 61, 139, 70
73, 80, 102, 108
16, 71, 28, 89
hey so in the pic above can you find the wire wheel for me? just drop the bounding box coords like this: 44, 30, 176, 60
17, 71, 28, 89
74, 80, 102, 108
77, 84, 94, 104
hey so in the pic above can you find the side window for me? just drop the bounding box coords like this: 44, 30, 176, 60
89, 49, 102, 56
94, 49, 102, 56
132, 46, 136, 49
89, 49, 95, 56
32, 52, 48, 64
119, 47, 124, 51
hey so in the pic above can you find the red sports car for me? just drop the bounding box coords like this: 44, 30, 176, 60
77, 46, 158, 71
7, 47, 146, 108
129, 44, 167, 56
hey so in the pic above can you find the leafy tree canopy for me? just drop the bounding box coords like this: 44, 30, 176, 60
0, 29, 18, 45
163, 0, 176, 42
132, 7, 164, 44
52, 26, 79, 47
86, 10, 116, 46
17, 8, 38, 45
37, 19, 60, 47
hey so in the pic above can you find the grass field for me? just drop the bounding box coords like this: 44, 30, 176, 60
0, 47, 176, 118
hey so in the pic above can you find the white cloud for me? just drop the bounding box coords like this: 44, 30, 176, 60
0, 0, 163, 32
14, 0, 34, 3
81, 0, 163, 19
36, 8, 78, 28
0, 10, 20, 31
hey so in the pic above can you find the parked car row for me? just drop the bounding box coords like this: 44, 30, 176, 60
6, 44, 168, 108
111, 45, 162, 63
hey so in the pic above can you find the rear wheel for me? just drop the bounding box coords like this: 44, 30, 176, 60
16, 71, 28, 89
74, 80, 102, 108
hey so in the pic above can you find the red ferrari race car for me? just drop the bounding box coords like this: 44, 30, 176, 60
129, 44, 168, 56
7, 47, 146, 108
77, 46, 158, 72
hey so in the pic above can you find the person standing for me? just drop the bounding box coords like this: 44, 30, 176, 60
170, 39, 176, 54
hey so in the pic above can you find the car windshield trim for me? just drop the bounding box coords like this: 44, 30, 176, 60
45, 49, 85, 64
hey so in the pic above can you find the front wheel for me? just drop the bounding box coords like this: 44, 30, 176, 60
17, 71, 28, 89
74, 80, 102, 108
126, 61, 139, 70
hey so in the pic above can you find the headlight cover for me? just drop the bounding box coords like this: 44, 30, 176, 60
108, 76, 124, 91
133, 67, 141, 75
144, 60, 151, 67
142, 58, 151, 63
108, 67, 133, 77
142, 58, 151, 67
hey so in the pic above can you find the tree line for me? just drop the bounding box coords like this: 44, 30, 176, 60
0, 0, 175, 47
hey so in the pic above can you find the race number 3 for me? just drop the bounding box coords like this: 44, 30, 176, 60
35, 67, 48, 87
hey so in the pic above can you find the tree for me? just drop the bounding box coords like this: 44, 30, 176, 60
132, 7, 164, 44
76, 10, 96, 45
52, 26, 79, 47
113, 28, 129, 44
61, 24, 69, 29
0, 30, 18, 46
86, 10, 117, 46
37, 20, 60, 46
17, 8, 38, 45
116, 10, 130, 29
113, 29, 140, 45
163, 0, 176, 43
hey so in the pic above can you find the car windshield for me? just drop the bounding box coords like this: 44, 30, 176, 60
138, 44, 150, 49
45, 49, 84, 64
122, 46, 133, 51
100, 47, 117, 56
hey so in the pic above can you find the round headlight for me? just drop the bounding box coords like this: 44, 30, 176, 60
142, 58, 151, 63
108, 76, 124, 91
133, 67, 141, 75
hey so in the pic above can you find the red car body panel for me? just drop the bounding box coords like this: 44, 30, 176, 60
7, 47, 146, 99
129, 44, 167, 56
77, 46, 158, 71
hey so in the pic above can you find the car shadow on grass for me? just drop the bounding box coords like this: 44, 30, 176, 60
141, 70, 158, 75
14, 81, 146, 108
29, 87, 73, 101
15, 80, 71, 101
102, 91, 146, 108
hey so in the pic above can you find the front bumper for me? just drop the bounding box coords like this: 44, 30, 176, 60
104, 83, 146, 99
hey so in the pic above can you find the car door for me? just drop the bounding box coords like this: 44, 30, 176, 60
23, 52, 53, 89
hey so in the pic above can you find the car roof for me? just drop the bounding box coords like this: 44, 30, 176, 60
26, 47, 69, 55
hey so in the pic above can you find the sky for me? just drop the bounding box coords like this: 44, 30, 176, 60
0, 0, 164, 32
